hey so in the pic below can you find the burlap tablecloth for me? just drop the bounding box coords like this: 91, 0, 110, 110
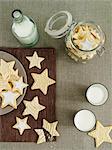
0, 0, 112, 150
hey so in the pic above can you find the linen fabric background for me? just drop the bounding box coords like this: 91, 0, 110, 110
0, 0, 112, 150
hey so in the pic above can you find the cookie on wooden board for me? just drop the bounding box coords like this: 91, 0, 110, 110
43, 119, 59, 137
13, 117, 31, 135
34, 129, 46, 144
31, 68, 55, 95
22, 96, 46, 120
26, 51, 45, 69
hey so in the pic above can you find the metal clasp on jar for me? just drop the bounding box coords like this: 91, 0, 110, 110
97, 47, 105, 56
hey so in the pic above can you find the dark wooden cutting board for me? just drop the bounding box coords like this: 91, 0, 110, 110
0, 48, 56, 142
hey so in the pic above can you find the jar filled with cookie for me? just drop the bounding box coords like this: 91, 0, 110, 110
45, 11, 105, 63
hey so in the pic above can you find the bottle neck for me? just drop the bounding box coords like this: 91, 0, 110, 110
13, 14, 24, 23
12, 10, 24, 23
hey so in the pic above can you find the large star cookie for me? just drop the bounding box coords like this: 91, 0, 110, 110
43, 119, 59, 137
0, 90, 20, 109
31, 68, 55, 95
22, 96, 46, 120
34, 129, 46, 144
88, 121, 112, 148
13, 117, 31, 135
26, 51, 45, 69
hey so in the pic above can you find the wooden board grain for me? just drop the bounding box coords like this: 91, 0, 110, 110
0, 48, 56, 142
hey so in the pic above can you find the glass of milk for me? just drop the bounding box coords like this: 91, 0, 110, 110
74, 109, 96, 132
11, 9, 39, 47
86, 83, 109, 106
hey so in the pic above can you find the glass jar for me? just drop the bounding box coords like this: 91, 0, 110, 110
45, 11, 105, 63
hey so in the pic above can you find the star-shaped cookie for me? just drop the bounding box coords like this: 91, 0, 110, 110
12, 77, 28, 95
9, 69, 19, 81
0, 59, 12, 80
13, 117, 31, 135
7, 60, 16, 74
34, 129, 46, 144
43, 119, 59, 137
31, 68, 56, 95
8, 60, 15, 69
81, 39, 93, 50
0, 59, 18, 81
26, 51, 45, 69
88, 121, 112, 148
0, 79, 11, 92
0, 90, 20, 109
22, 96, 46, 120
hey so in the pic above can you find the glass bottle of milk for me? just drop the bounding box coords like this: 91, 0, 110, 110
11, 9, 39, 47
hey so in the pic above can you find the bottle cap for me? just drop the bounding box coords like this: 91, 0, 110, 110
45, 11, 73, 38
12, 9, 23, 20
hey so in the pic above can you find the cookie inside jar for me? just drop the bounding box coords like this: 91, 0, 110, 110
72, 23, 101, 51
66, 22, 104, 62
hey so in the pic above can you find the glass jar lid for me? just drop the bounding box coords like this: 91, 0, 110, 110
45, 11, 73, 38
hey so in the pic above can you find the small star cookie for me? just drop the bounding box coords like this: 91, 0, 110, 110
0, 59, 12, 80
31, 68, 55, 95
26, 51, 45, 69
13, 117, 31, 135
88, 121, 112, 148
22, 96, 46, 120
34, 129, 46, 144
0, 79, 11, 92
7, 60, 15, 72
0, 59, 19, 82
43, 119, 59, 137
0, 90, 20, 109
12, 77, 28, 95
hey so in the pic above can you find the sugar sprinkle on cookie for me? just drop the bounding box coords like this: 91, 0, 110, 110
1, 90, 20, 109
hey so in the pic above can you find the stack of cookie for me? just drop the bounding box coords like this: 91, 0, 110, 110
0, 59, 28, 109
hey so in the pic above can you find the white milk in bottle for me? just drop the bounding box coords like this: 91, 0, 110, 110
12, 9, 39, 47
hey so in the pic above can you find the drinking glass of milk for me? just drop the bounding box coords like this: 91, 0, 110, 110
86, 83, 109, 106
11, 9, 39, 47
